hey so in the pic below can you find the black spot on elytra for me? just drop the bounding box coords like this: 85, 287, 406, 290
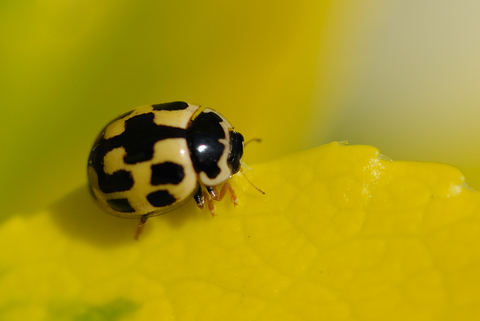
107, 198, 135, 213
121, 113, 186, 164
99, 170, 134, 193
151, 162, 185, 185
89, 112, 186, 194
187, 111, 226, 179
147, 190, 176, 207
152, 101, 189, 111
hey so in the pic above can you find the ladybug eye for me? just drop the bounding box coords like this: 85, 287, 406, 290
227, 131, 244, 174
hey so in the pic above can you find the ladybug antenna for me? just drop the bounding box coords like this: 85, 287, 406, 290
240, 168, 265, 194
244, 138, 262, 147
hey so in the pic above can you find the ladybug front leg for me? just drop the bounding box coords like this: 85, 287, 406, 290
206, 183, 238, 206
204, 191, 216, 216
193, 185, 216, 215
193, 185, 205, 209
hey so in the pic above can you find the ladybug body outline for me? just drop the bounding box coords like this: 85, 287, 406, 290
88, 101, 248, 235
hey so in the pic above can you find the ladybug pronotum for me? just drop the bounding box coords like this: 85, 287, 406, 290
87, 101, 262, 237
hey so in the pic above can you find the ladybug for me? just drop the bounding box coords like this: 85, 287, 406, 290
88, 101, 263, 238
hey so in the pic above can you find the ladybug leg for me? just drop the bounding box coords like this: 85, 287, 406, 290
203, 190, 216, 216
225, 183, 238, 206
194, 185, 215, 215
134, 215, 149, 240
193, 185, 205, 209
207, 183, 238, 206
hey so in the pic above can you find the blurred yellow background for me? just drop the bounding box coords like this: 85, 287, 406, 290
3, 2, 480, 321
1, 1, 480, 216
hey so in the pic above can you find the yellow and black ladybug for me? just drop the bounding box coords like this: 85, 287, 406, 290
88, 101, 262, 237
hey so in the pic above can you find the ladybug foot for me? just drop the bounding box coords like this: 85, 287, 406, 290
193, 183, 238, 216
207, 183, 238, 206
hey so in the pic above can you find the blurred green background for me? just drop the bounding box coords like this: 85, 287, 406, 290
1, 1, 480, 217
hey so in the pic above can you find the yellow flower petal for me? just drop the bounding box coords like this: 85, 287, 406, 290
2, 142, 479, 320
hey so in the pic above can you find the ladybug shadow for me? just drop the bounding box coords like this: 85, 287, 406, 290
50, 185, 202, 248
49, 185, 139, 247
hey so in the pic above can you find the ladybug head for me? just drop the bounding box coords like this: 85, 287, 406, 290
227, 131, 244, 174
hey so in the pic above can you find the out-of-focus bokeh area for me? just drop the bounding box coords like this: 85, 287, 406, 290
1, 1, 480, 217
